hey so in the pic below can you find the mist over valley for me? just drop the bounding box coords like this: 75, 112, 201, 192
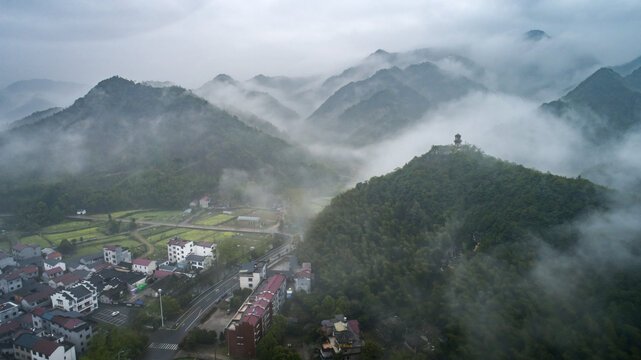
2, 2, 641, 359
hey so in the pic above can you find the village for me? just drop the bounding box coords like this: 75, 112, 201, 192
0, 196, 366, 360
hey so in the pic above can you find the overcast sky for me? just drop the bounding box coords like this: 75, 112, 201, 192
1, 0, 640, 89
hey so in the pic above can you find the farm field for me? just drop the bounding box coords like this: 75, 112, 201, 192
41, 220, 98, 233
43, 227, 106, 246
17, 234, 51, 248
121, 210, 185, 223
192, 213, 235, 226
70, 235, 143, 259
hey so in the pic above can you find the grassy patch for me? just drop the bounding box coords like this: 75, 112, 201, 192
18, 234, 52, 248
192, 213, 235, 226
43, 227, 106, 246
70, 236, 143, 259
41, 220, 98, 234
122, 210, 185, 223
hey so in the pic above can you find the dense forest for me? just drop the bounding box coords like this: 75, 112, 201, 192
298, 144, 641, 359
0, 77, 340, 229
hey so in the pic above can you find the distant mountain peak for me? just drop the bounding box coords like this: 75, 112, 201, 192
212, 74, 236, 84
524, 29, 550, 42
94, 76, 135, 92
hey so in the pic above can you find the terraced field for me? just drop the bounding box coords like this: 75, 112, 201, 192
42, 221, 98, 233
71, 236, 143, 259
192, 213, 235, 226
43, 227, 106, 246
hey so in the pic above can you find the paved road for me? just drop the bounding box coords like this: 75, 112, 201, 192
141, 243, 292, 360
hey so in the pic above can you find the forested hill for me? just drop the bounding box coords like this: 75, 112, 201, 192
0, 76, 338, 227
298, 145, 641, 359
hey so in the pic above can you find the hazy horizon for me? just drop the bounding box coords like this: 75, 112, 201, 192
2, 0, 641, 89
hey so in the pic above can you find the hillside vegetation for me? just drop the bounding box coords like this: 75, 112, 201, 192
298, 145, 641, 359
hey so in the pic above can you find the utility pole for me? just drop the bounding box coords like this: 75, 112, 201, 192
159, 288, 164, 328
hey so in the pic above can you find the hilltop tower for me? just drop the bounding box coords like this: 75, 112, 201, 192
454, 133, 462, 147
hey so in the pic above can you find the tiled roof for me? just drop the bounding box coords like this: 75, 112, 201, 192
32, 338, 61, 356
167, 237, 190, 247
51, 315, 85, 330
103, 245, 118, 251
0, 321, 19, 336
24, 287, 56, 303
44, 267, 63, 276
46, 252, 63, 259
264, 274, 286, 292
133, 258, 153, 266
31, 308, 47, 317
153, 270, 174, 279
51, 272, 84, 286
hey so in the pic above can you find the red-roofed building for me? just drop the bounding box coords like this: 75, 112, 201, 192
103, 245, 132, 265
152, 270, 174, 280
18, 266, 39, 280
132, 258, 156, 275
226, 274, 287, 357
12, 243, 41, 260
46, 252, 63, 261
167, 237, 194, 263
21, 286, 56, 311
199, 195, 210, 208
50, 315, 93, 354
0, 270, 23, 293
48, 272, 84, 289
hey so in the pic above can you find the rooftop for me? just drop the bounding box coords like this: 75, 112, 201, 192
12, 244, 38, 251
133, 258, 153, 266
168, 237, 191, 247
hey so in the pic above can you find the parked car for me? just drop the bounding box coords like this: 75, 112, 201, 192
111, 311, 120, 316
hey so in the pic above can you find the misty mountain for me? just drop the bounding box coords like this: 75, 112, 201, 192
195, 74, 300, 134
611, 55, 641, 76
0, 76, 337, 219
298, 144, 641, 359
542, 67, 641, 142
523, 29, 550, 42
308, 61, 484, 145
0, 79, 89, 128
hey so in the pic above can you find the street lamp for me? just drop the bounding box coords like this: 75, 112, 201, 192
159, 288, 164, 328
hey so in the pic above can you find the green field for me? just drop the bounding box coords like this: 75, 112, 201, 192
18, 234, 51, 248
192, 213, 235, 226
42, 221, 98, 234
122, 210, 185, 223
93, 209, 146, 219
43, 227, 106, 245
71, 236, 143, 259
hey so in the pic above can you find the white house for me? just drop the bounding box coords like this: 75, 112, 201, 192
44, 259, 66, 272
0, 251, 16, 270
50, 281, 98, 314
0, 271, 23, 294
239, 261, 266, 290
199, 195, 211, 208
12, 244, 41, 260
13, 332, 77, 360
132, 258, 156, 275
102, 245, 132, 265
167, 237, 194, 263
194, 241, 216, 259
0, 301, 21, 323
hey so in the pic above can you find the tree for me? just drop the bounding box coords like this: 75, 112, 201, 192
57, 239, 74, 254
82, 325, 148, 360
362, 341, 384, 359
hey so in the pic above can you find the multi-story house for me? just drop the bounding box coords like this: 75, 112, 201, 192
0, 251, 17, 270
102, 245, 132, 266
0, 302, 21, 324
13, 332, 76, 360
12, 244, 41, 260
50, 316, 93, 355
50, 281, 98, 314
167, 238, 194, 263
238, 261, 266, 290
294, 263, 312, 293
0, 271, 23, 294
226, 274, 287, 357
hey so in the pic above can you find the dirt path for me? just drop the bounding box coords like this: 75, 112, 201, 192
131, 229, 155, 258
